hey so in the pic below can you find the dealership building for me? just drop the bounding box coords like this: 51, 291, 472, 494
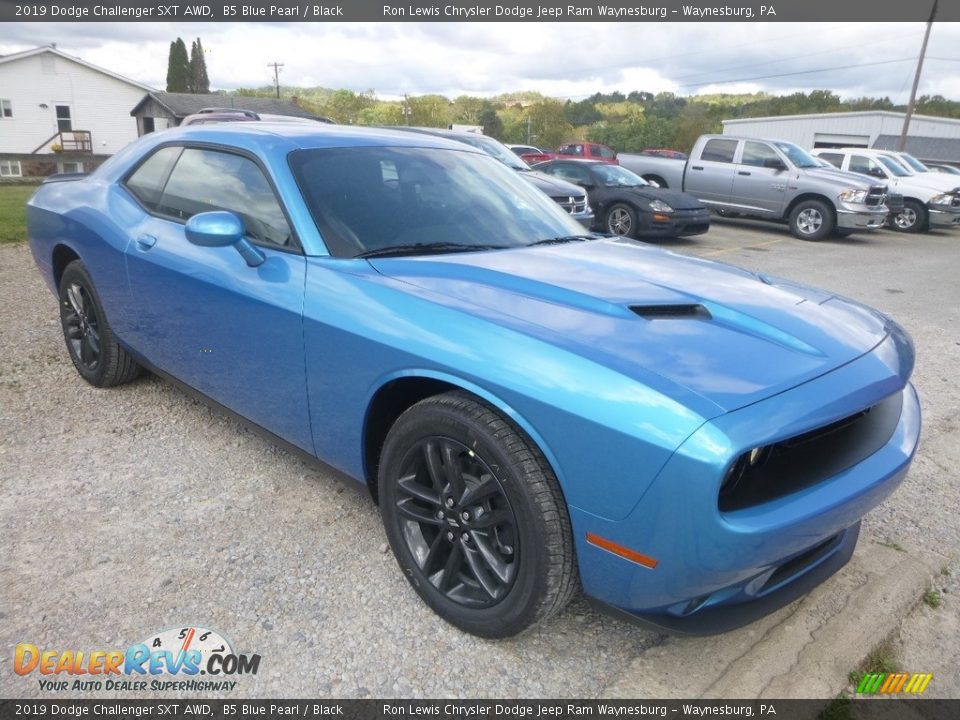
722, 110, 960, 166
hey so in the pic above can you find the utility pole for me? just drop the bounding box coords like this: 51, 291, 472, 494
402, 94, 412, 125
267, 62, 284, 99
899, 0, 938, 151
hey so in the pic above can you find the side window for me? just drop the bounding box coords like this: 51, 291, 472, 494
700, 139, 738, 163
559, 145, 583, 157
158, 148, 293, 248
588, 146, 602, 157
740, 141, 782, 168
551, 163, 591, 185
598, 145, 616, 159
849, 156, 885, 179
818, 153, 844, 168
124, 146, 183, 212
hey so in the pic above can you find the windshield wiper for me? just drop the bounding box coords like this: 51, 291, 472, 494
354, 242, 506, 259
528, 235, 595, 247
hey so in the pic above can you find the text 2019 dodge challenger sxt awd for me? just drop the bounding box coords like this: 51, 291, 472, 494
27, 123, 920, 637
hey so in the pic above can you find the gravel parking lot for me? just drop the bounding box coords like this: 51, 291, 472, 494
2, 219, 958, 698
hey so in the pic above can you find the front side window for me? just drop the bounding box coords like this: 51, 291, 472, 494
740, 141, 782, 168
849, 156, 886, 178
0, 99, 12, 118
158, 148, 292, 248
700, 139, 738, 163
290, 147, 586, 258
596, 145, 616, 159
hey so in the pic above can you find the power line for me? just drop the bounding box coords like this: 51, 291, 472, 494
675, 57, 917, 90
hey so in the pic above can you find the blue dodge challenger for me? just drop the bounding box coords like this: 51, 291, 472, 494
27, 124, 920, 638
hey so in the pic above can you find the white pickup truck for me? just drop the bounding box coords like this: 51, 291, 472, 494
619, 135, 891, 240
812, 149, 960, 233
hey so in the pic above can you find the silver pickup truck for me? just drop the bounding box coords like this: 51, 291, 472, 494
619, 135, 890, 240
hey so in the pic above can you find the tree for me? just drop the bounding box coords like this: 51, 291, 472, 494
478, 104, 503, 139
166, 38, 190, 93
190, 38, 210, 94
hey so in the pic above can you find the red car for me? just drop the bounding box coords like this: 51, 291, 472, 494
519, 141, 619, 166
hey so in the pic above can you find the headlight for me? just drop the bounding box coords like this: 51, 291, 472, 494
929, 193, 953, 205
649, 199, 673, 212
838, 189, 869, 204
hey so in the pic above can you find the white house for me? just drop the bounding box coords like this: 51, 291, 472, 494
0, 45, 154, 178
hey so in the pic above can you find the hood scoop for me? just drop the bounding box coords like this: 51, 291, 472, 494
630, 304, 712, 320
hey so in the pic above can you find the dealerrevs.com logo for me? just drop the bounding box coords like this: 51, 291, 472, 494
14, 626, 260, 693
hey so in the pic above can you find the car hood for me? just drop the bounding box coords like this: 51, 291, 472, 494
904, 172, 960, 193
370, 238, 892, 415
517, 169, 587, 198
805, 166, 885, 191
619, 186, 705, 210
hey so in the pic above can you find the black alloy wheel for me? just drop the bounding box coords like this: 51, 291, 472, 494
379, 392, 578, 637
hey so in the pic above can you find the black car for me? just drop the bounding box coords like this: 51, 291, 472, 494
535, 159, 710, 239
392, 127, 594, 228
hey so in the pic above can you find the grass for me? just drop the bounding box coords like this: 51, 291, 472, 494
923, 589, 942, 609
848, 637, 901, 687
0, 185, 36, 244
876, 540, 906, 552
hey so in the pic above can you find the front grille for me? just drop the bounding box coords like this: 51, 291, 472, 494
864, 186, 886, 207
719, 391, 903, 512
552, 195, 588, 215
952, 194, 960, 209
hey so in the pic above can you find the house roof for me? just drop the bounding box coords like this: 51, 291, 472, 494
724, 110, 960, 127
130, 92, 316, 120
0, 46, 154, 91
872, 134, 960, 163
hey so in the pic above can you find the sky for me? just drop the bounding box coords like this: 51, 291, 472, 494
3, 22, 960, 102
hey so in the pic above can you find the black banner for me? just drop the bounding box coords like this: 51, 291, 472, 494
1, 0, 957, 23
1, 700, 959, 720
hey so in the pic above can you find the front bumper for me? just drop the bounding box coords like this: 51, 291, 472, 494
836, 206, 888, 230
571, 209, 596, 229
637, 207, 711, 238
571, 330, 920, 634
928, 206, 960, 228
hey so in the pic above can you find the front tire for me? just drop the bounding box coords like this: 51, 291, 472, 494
379, 392, 577, 638
605, 203, 638, 238
789, 199, 835, 241
891, 200, 928, 234
59, 260, 142, 387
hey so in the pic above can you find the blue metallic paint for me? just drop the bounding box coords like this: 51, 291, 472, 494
26, 123, 921, 633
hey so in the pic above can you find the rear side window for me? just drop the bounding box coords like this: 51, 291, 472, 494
158, 148, 292, 248
124, 146, 182, 211
700, 139, 738, 163
596, 145, 616, 159
817, 153, 844, 168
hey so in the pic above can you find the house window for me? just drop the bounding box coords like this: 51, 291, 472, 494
0, 99, 12, 118
142, 117, 155, 134
59, 161, 84, 174
55, 105, 72, 132
0, 160, 22, 177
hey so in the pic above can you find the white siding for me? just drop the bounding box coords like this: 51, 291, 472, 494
0, 51, 146, 155
722, 112, 960, 150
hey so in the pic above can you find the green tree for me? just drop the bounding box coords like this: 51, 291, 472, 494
407, 94, 453, 127
479, 105, 504, 139
318, 90, 376, 124
189, 38, 210, 94
165, 38, 190, 93
524, 100, 576, 150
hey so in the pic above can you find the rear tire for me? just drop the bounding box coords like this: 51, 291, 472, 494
59, 260, 142, 388
379, 391, 577, 637
789, 199, 834, 241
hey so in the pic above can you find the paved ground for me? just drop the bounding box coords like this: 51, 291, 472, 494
1, 217, 957, 700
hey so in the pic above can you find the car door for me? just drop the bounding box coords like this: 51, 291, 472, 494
121, 144, 313, 451
684, 138, 739, 205
730, 140, 789, 215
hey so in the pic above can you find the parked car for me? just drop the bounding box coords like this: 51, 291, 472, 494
515, 141, 620, 166
535, 159, 710, 239
27, 123, 920, 638
393, 127, 593, 228
619, 135, 891, 240
507, 144, 545, 156
181, 107, 334, 126
640, 148, 688, 160
871, 151, 960, 194
813, 149, 960, 233
926, 163, 960, 176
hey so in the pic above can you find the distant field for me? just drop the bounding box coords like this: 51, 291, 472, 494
0, 185, 35, 244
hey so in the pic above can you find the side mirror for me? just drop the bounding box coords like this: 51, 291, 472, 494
763, 158, 787, 171
185, 211, 265, 267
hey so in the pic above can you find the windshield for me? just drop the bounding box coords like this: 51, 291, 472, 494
898, 153, 930, 173
772, 141, 819, 169
289, 147, 586, 258
592, 164, 648, 187
454, 134, 529, 171
876, 155, 910, 177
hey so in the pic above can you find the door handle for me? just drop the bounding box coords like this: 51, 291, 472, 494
738, 171, 752, 176
136, 234, 157, 250
690, 165, 704, 171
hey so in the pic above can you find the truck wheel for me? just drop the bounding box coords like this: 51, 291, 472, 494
789, 200, 834, 241
891, 200, 928, 234
605, 203, 637, 238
